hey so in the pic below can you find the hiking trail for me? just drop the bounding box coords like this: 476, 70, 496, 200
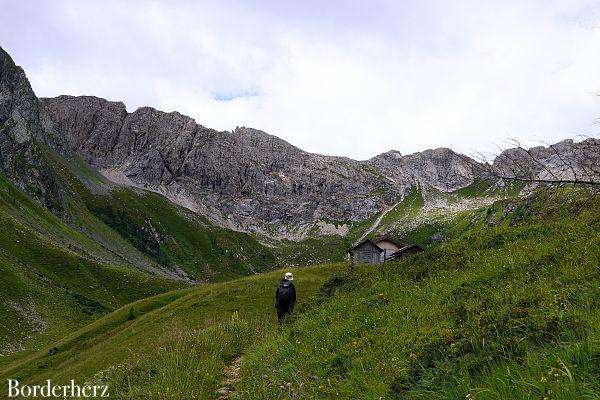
216, 356, 242, 399
356, 199, 403, 243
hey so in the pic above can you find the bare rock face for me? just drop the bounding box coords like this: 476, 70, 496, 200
41, 95, 482, 239
367, 148, 477, 192
36, 85, 600, 242
42, 95, 127, 167
0, 47, 478, 240
0, 46, 65, 213
493, 139, 600, 183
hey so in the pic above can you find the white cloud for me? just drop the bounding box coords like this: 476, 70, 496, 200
2, 0, 600, 159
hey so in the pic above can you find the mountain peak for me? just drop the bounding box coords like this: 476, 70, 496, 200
0, 45, 66, 213
371, 150, 403, 160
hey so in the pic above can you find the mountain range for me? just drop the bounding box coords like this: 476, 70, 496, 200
1, 42, 599, 358
40, 94, 480, 241
3, 40, 600, 400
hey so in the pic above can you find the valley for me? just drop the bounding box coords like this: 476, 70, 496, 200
1, 189, 599, 399
1, 42, 599, 399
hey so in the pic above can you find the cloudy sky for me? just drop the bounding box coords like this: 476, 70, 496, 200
2, 0, 600, 159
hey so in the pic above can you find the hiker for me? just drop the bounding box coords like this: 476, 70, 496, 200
274, 272, 296, 324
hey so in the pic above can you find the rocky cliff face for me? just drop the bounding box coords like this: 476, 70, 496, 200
368, 148, 477, 192
4, 44, 596, 242
493, 139, 600, 183
41, 95, 479, 239
0, 47, 65, 214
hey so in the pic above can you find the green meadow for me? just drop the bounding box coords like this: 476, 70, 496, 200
1, 188, 599, 399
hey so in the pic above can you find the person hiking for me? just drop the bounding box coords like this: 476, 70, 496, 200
274, 272, 296, 324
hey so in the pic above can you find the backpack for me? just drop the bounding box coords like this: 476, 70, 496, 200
276, 280, 295, 308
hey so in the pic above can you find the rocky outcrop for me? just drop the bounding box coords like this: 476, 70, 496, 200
367, 148, 477, 192
7, 39, 596, 241
0, 46, 65, 213
41, 95, 484, 239
492, 139, 600, 183
0, 43, 479, 243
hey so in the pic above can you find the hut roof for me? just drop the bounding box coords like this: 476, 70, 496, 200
372, 235, 404, 248
385, 243, 425, 260
346, 239, 385, 254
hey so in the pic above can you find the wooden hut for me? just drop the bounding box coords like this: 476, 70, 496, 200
347, 236, 423, 264
347, 239, 383, 264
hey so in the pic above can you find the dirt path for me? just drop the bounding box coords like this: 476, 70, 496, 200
216, 356, 242, 399
356, 199, 403, 244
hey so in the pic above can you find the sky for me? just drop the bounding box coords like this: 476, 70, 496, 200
1, 0, 600, 160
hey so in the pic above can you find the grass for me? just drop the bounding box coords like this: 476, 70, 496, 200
0, 170, 184, 360
234, 190, 600, 399
82, 187, 276, 281
276, 236, 352, 266
453, 178, 496, 198
0, 209, 182, 362
376, 186, 425, 232
0, 142, 275, 361
40, 143, 277, 282
276, 191, 430, 267
376, 180, 529, 248
2, 189, 599, 399
2, 136, 598, 398
0, 264, 345, 399
452, 178, 524, 199
274, 211, 385, 267
0, 142, 281, 359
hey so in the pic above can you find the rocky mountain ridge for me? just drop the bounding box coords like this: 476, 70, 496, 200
492, 138, 600, 184
3, 43, 597, 243
0, 46, 67, 214
1, 46, 280, 283
41, 95, 479, 240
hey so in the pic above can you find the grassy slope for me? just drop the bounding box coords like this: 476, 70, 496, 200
82, 187, 276, 281
3, 189, 599, 399
276, 180, 512, 266
0, 264, 344, 398
0, 172, 183, 363
372, 180, 527, 248
236, 190, 600, 399
42, 145, 277, 282
0, 144, 276, 362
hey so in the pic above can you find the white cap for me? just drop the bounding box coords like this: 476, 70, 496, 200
284, 272, 294, 281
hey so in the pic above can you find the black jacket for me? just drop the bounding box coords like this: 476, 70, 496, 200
274, 279, 296, 312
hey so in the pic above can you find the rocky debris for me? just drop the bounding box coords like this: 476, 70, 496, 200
430, 232, 444, 242
315, 221, 349, 236
223, 356, 242, 384
357, 198, 405, 243
216, 355, 242, 398
372, 184, 504, 240
5, 300, 47, 332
